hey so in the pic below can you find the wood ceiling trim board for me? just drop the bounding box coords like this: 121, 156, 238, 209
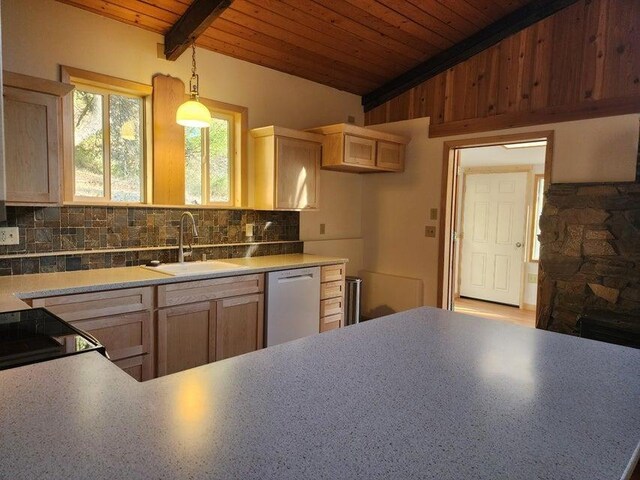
216, 8, 402, 79
362, 0, 583, 111
204, 19, 385, 88
235, 0, 420, 67
436, 0, 500, 28
195, 35, 365, 94
258, 0, 428, 63
382, 0, 478, 40
409, 0, 482, 37
114, 0, 181, 24
164, 0, 233, 60
304, 0, 437, 58
343, 0, 453, 51
57, 0, 170, 34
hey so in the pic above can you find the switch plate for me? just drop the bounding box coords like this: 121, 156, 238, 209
425, 226, 436, 238
527, 273, 538, 283
430, 208, 438, 220
320, 223, 326, 235
245, 224, 254, 237
0, 227, 19, 245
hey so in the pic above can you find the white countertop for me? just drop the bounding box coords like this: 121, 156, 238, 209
1, 307, 638, 479
0, 254, 348, 310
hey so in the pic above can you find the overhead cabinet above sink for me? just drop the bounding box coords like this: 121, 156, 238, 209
307, 123, 409, 173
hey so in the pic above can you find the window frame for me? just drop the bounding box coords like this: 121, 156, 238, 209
192, 96, 248, 208
61, 66, 152, 205
529, 174, 545, 262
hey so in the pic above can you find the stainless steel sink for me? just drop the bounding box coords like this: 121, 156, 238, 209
141, 260, 248, 277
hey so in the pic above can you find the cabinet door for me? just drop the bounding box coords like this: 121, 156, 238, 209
157, 302, 216, 376
215, 294, 264, 361
275, 136, 320, 210
344, 135, 376, 167
3, 87, 61, 204
376, 141, 405, 172
69, 311, 154, 381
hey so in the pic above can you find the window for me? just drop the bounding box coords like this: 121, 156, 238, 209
530, 175, 545, 261
184, 99, 245, 206
62, 67, 152, 203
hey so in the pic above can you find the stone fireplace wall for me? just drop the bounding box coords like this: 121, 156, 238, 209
538, 182, 640, 334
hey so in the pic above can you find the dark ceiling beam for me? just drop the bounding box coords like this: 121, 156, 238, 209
362, 0, 580, 112
164, 0, 233, 61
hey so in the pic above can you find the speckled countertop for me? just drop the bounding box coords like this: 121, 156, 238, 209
0, 253, 347, 309
1, 307, 638, 479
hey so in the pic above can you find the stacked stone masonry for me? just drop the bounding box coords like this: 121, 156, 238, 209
538, 183, 640, 334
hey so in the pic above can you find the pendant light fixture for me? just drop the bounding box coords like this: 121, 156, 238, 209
176, 40, 211, 128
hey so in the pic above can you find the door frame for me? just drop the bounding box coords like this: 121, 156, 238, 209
437, 131, 555, 325
456, 166, 533, 307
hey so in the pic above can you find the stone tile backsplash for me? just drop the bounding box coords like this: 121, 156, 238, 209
0, 206, 301, 275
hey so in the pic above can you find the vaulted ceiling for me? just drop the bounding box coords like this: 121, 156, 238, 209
57, 0, 532, 96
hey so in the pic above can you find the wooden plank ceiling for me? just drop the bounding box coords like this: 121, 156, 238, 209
56, 0, 530, 96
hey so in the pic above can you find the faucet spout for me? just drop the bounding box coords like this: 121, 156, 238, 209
178, 212, 199, 263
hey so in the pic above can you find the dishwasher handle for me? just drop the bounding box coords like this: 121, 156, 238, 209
277, 273, 315, 283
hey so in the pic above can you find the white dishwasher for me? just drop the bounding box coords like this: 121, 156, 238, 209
266, 267, 320, 347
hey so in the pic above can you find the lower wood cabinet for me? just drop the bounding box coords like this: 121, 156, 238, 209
215, 294, 264, 361
157, 301, 216, 376
156, 282, 265, 377
319, 264, 346, 333
31, 287, 154, 381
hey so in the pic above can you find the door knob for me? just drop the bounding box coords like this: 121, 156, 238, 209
515, 242, 523, 248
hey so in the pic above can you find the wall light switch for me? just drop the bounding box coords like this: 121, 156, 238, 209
425, 226, 436, 238
245, 224, 254, 237
430, 208, 438, 220
527, 273, 538, 284
320, 223, 326, 235
0, 227, 19, 245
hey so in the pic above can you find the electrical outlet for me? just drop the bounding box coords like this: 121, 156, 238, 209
430, 208, 438, 220
425, 226, 436, 238
245, 224, 254, 237
527, 273, 538, 283
0, 227, 19, 245
320, 223, 326, 235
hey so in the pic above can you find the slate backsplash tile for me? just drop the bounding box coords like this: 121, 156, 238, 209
0, 206, 301, 275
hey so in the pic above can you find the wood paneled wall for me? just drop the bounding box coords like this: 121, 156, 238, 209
364, 0, 640, 137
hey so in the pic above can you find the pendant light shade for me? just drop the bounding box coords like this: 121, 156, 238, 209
176, 41, 211, 128
176, 100, 211, 128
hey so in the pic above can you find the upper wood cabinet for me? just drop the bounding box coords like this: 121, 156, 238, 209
2, 71, 73, 205
307, 123, 408, 173
252, 126, 322, 210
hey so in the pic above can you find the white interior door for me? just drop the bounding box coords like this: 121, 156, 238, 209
459, 172, 527, 306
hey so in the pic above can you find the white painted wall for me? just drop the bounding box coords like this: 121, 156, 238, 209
363, 114, 640, 311
459, 145, 546, 167
1, 0, 364, 266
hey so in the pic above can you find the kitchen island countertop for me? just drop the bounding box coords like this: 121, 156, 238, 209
1, 306, 639, 479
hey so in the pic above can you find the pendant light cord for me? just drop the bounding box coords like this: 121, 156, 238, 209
189, 40, 200, 99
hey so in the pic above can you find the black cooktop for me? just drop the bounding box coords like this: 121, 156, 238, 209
0, 308, 105, 370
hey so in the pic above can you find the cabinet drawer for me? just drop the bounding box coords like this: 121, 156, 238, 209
321, 297, 344, 317
321, 264, 345, 283
321, 280, 344, 300
344, 135, 376, 166
157, 274, 264, 307
320, 313, 342, 332
31, 287, 153, 322
376, 141, 404, 171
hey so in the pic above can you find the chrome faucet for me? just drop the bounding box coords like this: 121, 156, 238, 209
178, 212, 199, 263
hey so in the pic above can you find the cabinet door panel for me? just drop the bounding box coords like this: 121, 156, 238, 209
215, 294, 264, 361
376, 141, 404, 171
3, 87, 60, 204
157, 302, 215, 376
275, 137, 320, 210
344, 135, 375, 167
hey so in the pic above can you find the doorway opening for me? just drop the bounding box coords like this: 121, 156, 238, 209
437, 132, 554, 328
